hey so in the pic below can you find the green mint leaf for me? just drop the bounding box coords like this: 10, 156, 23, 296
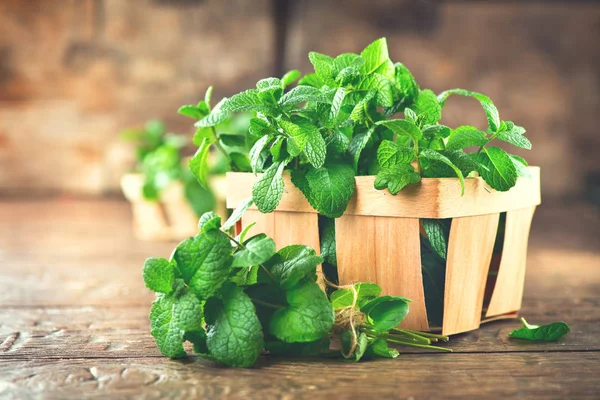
257, 77, 283, 95
376, 119, 422, 143
305, 162, 355, 218
329, 87, 347, 124
377, 140, 415, 168
143, 257, 176, 294
222, 198, 253, 232
325, 128, 351, 154
269, 280, 335, 343
184, 329, 208, 354
445, 126, 488, 150
205, 284, 264, 367
232, 234, 276, 268
369, 338, 399, 359
438, 89, 501, 132
193, 127, 213, 146
360, 37, 395, 78
195, 97, 228, 127
294, 119, 327, 169
149, 294, 185, 359
422, 124, 451, 139
279, 86, 327, 109
361, 295, 410, 333
319, 216, 337, 266
249, 117, 278, 137
308, 52, 336, 84
374, 164, 421, 195
173, 290, 204, 331
252, 160, 288, 213
413, 89, 442, 125
222, 89, 276, 115
229, 152, 252, 172
204, 86, 213, 107
477, 146, 518, 192
509, 154, 531, 178
282, 69, 301, 88
298, 73, 324, 88
189, 137, 212, 188
330, 282, 382, 309
249, 135, 270, 174
263, 245, 323, 289
420, 149, 465, 195
236, 222, 256, 243
509, 318, 570, 341
269, 137, 287, 161
440, 150, 484, 177
392, 62, 420, 104
349, 89, 376, 122
172, 230, 233, 299
178, 104, 207, 120
219, 133, 246, 147
344, 331, 369, 362
496, 130, 532, 150
421, 238, 446, 327
404, 107, 418, 123
198, 211, 222, 233
357, 73, 394, 107
422, 219, 449, 260
348, 127, 374, 172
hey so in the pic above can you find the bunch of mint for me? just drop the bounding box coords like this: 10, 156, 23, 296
120, 120, 214, 217
143, 205, 450, 367
185, 38, 532, 219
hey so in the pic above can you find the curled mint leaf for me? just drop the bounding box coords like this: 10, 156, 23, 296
143, 257, 176, 294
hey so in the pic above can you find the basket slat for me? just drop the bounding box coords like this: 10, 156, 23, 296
443, 213, 500, 335
486, 206, 536, 317
336, 215, 429, 331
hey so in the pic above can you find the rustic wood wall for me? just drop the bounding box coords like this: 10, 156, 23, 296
0, 0, 598, 203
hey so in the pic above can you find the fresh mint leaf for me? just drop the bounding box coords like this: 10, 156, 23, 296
438, 89, 501, 132
263, 245, 323, 290
422, 219, 449, 260
305, 162, 355, 218
222, 89, 276, 115
252, 160, 288, 213
178, 104, 207, 120
358, 73, 394, 107
222, 198, 253, 232
173, 290, 204, 331
229, 152, 252, 172
270, 280, 335, 343
195, 97, 228, 127
376, 119, 422, 143
279, 86, 327, 109
232, 234, 276, 267
445, 126, 488, 150
172, 230, 233, 299
374, 164, 421, 195
329, 87, 347, 125
496, 129, 532, 150
509, 154, 531, 178
219, 133, 246, 147
360, 37, 394, 78
184, 329, 208, 354
420, 149, 465, 195
298, 120, 327, 168
369, 338, 400, 359
422, 124, 451, 139
509, 318, 570, 341
319, 217, 337, 266
361, 295, 410, 332
143, 257, 176, 294
149, 294, 185, 359
330, 283, 382, 309
413, 89, 442, 125
256, 77, 283, 100
392, 62, 420, 105
298, 73, 324, 88
205, 284, 264, 367
282, 69, 301, 88
189, 137, 212, 188
308, 52, 336, 84
348, 127, 374, 172
477, 146, 518, 191
249, 135, 270, 174
198, 211, 222, 233
377, 140, 414, 168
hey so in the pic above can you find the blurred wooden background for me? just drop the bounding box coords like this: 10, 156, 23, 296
0, 0, 599, 207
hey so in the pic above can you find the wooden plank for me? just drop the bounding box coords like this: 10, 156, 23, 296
1, 353, 598, 399
2, 295, 599, 360
272, 211, 320, 252
487, 206, 537, 317
443, 213, 500, 335
226, 168, 540, 218
240, 209, 275, 241
336, 216, 428, 331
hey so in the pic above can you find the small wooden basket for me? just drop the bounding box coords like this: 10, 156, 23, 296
120, 173, 198, 241
226, 168, 541, 336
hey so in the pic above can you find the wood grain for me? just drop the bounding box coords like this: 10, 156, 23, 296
443, 213, 500, 335
336, 215, 429, 331
226, 168, 540, 218
487, 206, 537, 317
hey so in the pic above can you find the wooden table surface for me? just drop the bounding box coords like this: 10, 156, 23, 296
1, 199, 599, 399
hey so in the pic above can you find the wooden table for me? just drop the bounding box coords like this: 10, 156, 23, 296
1, 199, 599, 399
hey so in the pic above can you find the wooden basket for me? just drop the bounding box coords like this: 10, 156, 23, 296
226, 167, 541, 336
121, 173, 198, 241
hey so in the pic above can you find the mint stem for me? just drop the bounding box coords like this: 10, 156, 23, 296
392, 329, 450, 342
384, 338, 452, 352
210, 126, 229, 158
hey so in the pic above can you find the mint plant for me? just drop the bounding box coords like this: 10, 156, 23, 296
143, 208, 451, 367
186, 38, 532, 218
121, 120, 214, 217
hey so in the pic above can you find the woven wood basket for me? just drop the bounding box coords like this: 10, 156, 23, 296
226, 167, 541, 335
